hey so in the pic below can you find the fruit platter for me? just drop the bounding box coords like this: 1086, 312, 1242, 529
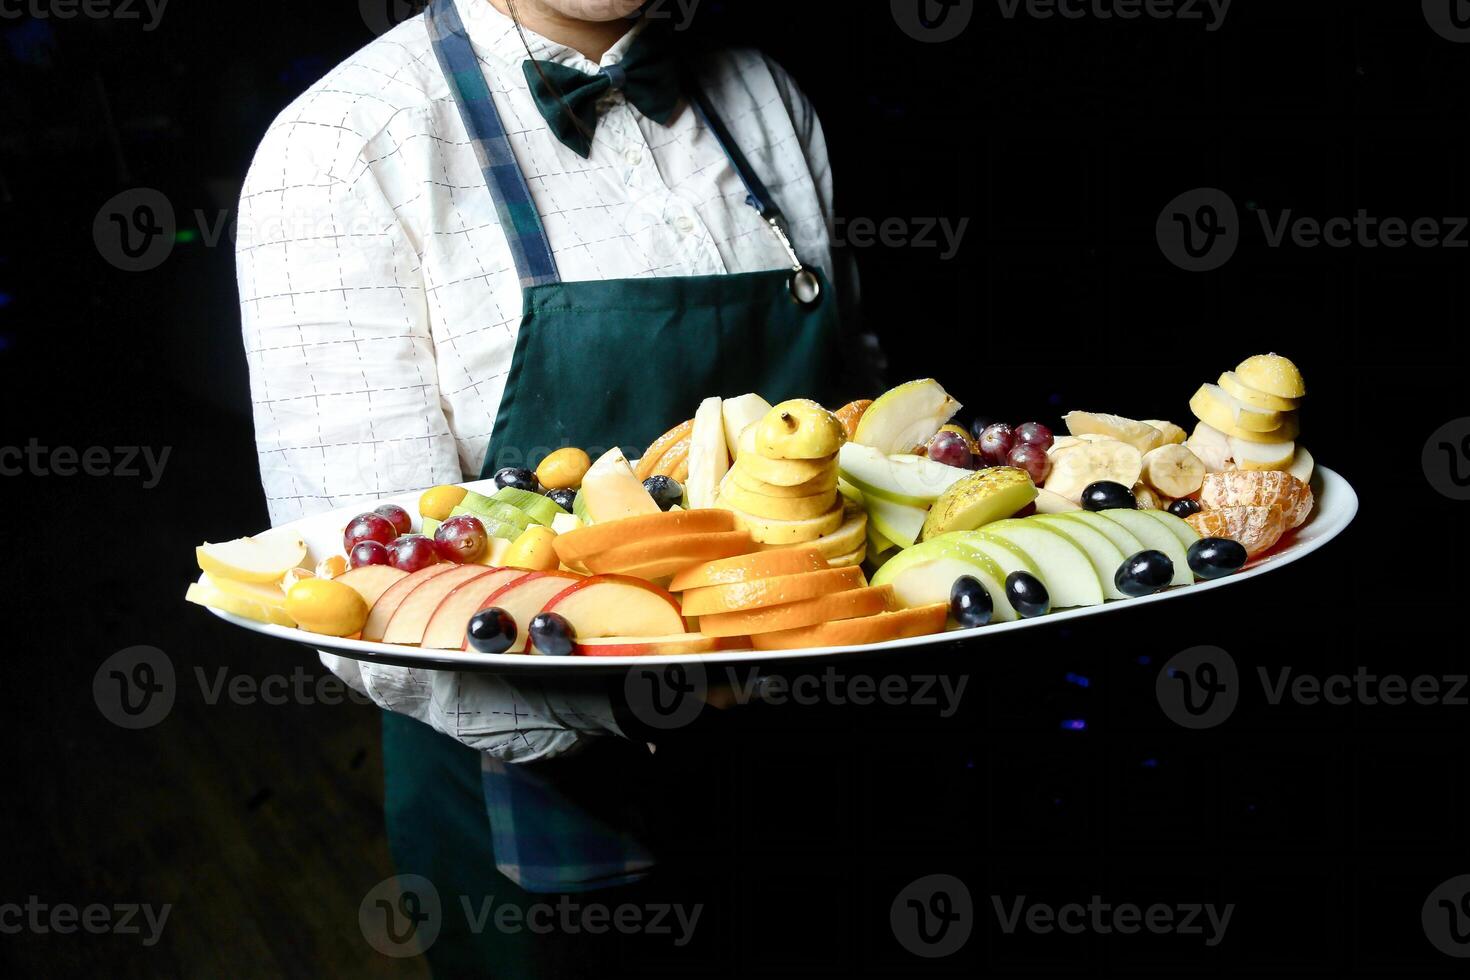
186, 354, 1357, 671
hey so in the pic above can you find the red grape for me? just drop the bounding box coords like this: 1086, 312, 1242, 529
926, 430, 973, 469
344, 513, 398, 552
1013, 502, 1038, 519
1014, 422, 1054, 453
350, 540, 390, 568
435, 515, 488, 564
1008, 444, 1051, 485
978, 424, 1015, 467
374, 503, 413, 536
388, 535, 441, 573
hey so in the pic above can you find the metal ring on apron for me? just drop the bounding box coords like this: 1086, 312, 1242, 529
789, 266, 822, 306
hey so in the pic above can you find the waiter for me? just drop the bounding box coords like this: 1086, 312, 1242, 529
237, 0, 864, 973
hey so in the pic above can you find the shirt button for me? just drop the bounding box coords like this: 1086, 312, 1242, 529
674, 216, 696, 235
625, 146, 644, 166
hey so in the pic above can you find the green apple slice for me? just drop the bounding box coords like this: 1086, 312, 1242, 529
851, 378, 961, 454
863, 494, 928, 549
1138, 509, 1200, 550
952, 531, 1042, 587
492, 486, 567, 526
1030, 514, 1128, 601
1046, 511, 1145, 561
839, 443, 971, 507
1087, 510, 1193, 586
421, 516, 441, 539
974, 520, 1104, 608
872, 536, 1017, 622
573, 489, 592, 524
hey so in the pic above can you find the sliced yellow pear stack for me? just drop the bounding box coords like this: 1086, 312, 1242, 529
1186, 353, 1311, 477
718, 400, 862, 561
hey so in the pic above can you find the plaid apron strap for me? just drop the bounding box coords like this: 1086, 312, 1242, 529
427, 0, 561, 289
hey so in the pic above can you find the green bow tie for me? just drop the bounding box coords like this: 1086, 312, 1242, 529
522, 29, 682, 158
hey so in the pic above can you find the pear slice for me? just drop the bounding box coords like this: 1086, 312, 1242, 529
921, 466, 1037, 540
721, 394, 771, 458
839, 442, 972, 507
864, 494, 928, 549
1288, 446, 1315, 484
1230, 436, 1296, 472
852, 379, 962, 454
1189, 383, 1283, 433
685, 397, 729, 509
196, 530, 308, 584
1218, 371, 1298, 412
1235, 353, 1306, 400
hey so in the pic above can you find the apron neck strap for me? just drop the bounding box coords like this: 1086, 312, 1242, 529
427, 0, 561, 288
425, 0, 790, 287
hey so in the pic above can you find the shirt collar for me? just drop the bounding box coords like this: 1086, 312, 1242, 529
451, 0, 648, 74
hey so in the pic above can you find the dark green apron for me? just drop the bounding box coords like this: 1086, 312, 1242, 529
383, 1, 840, 973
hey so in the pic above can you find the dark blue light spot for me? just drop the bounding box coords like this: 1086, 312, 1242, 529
1064, 672, 1090, 688
1060, 718, 1086, 731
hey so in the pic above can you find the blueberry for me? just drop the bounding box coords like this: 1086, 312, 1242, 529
494, 467, 538, 493
546, 488, 578, 513
1082, 481, 1137, 512
950, 575, 993, 629
1005, 571, 1050, 619
1187, 537, 1248, 580
528, 612, 577, 656
1114, 550, 1175, 597
466, 607, 517, 655
642, 475, 684, 511
1167, 498, 1202, 519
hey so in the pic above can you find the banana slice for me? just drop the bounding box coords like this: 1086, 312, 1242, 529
1141, 444, 1206, 498
1142, 420, 1188, 445
1186, 422, 1233, 473
1063, 412, 1165, 453
1048, 436, 1083, 455
1043, 440, 1144, 502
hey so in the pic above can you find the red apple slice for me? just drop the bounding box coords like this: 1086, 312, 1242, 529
363, 565, 456, 642
460, 571, 585, 653
573, 633, 750, 657
539, 575, 685, 643
382, 566, 497, 645
335, 565, 409, 610
420, 568, 529, 650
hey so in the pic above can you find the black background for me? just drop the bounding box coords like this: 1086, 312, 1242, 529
2, 0, 1468, 976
